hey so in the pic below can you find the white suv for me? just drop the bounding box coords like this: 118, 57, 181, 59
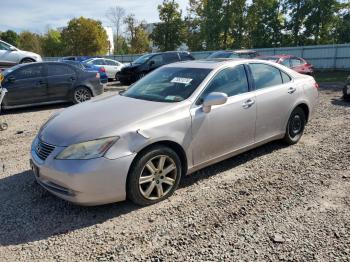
0, 40, 42, 66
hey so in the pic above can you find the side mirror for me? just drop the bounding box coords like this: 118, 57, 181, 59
9, 46, 17, 52
7, 76, 16, 83
202, 92, 228, 113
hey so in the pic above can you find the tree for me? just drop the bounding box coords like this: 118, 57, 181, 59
106, 6, 126, 53
0, 30, 19, 46
41, 29, 63, 56
246, 0, 284, 48
151, 0, 186, 51
124, 14, 150, 54
18, 31, 42, 54
184, 0, 204, 51
114, 35, 130, 54
303, 0, 341, 44
334, 4, 350, 43
61, 17, 109, 56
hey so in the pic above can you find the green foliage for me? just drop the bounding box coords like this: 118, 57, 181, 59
18, 31, 42, 54
42, 29, 63, 56
247, 0, 284, 48
114, 35, 130, 55
0, 30, 19, 46
61, 17, 109, 56
124, 14, 150, 54
151, 0, 186, 51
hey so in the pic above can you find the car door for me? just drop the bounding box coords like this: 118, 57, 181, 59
104, 59, 120, 78
47, 64, 76, 100
248, 63, 299, 143
148, 54, 164, 72
4, 64, 47, 106
190, 65, 256, 165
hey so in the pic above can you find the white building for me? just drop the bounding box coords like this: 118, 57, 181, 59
103, 26, 114, 55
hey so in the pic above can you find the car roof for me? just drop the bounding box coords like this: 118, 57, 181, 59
165, 58, 255, 69
234, 50, 257, 54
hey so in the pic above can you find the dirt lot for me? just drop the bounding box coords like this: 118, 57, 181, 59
0, 85, 349, 261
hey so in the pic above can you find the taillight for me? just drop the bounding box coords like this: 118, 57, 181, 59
99, 67, 106, 73
96, 73, 100, 79
314, 82, 319, 89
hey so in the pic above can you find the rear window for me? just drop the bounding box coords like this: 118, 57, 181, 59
163, 53, 180, 63
179, 53, 194, 61
48, 64, 75, 76
249, 63, 283, 90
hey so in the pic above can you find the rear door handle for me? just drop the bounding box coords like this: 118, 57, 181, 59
242, 99, 255, 109
70, 76, 76, 81
288, 87, 297, 94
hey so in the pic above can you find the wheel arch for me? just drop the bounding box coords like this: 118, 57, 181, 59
295, 103, 310, 123
20, 57, 35, 63
131, 140, 188, 176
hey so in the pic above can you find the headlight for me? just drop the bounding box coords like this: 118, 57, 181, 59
56, 137, 119, 160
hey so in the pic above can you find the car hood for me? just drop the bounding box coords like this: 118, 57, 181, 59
40, 94, 180, 146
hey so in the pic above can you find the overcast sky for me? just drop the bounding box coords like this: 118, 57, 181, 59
0, 0, 189, 33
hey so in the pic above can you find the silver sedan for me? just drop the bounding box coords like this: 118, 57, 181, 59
30, 59, 319, 206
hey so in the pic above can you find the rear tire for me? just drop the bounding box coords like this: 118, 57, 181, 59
72, 87, 92, 104
283, 107, 306, 145
127, 146, 182, 206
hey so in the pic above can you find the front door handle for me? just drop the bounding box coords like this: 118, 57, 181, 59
288, 87, 297, 94
70, 76, 76, 81
242, 99, 255, 109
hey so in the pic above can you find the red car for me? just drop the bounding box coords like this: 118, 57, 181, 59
258, 55, 314, 76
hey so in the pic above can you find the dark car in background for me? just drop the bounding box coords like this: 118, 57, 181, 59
62, 60, 108, 84
1, 62, 104, 109
343, 75, 350, 101
258, 55, 314, 76
207, 50, 259, 59
117, 51, 195, 85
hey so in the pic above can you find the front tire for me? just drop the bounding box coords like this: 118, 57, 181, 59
72, 87, 92, 104
284, 107, 306, 145
127, 146, 182, 206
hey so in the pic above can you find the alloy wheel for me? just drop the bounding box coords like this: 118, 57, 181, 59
74, 88, 91, 103
139, 155, 177, 200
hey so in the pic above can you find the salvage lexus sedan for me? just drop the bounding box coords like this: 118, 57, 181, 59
30, 59, 319, 206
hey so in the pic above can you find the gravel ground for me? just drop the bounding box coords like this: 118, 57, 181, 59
0, 85, 349, 261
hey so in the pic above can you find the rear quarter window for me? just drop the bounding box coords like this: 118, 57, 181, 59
249, 63, 283, 90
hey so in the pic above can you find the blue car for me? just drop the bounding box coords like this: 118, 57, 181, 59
62, 60, 108, 84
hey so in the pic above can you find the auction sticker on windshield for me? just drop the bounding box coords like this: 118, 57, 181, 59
171, 77, 193, 85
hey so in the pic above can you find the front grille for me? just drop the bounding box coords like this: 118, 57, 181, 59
35, 139, 55, 161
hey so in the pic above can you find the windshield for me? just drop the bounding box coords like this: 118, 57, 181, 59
132, 54, 153, 64
259, 57, 279, 62
207, 51, 233, 59
122, 67, 212, 102
2, 64, 22, 76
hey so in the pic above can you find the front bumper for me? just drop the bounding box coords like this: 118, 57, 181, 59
30, 137, 136, 206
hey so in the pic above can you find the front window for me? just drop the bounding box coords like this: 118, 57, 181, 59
200, 65, 249, 100
133, 54, 153, 64
122, 67, 212, 102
